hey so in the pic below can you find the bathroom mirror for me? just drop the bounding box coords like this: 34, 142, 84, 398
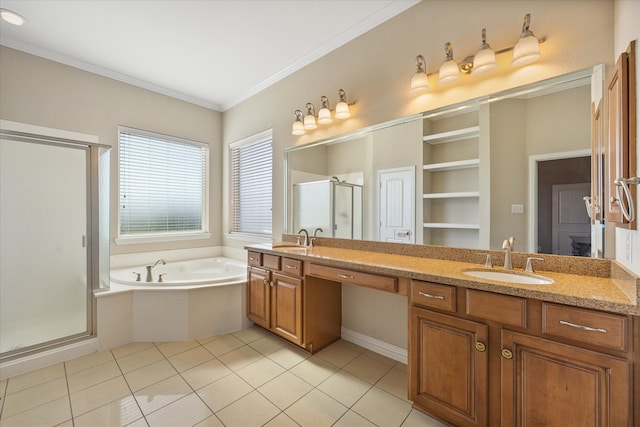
285, 68, 602, 257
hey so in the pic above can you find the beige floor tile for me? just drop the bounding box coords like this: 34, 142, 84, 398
134, 375, 192, 416
196, 373, 252, 412
249, 334, 288, 355
216, 390, 280, 427
181, 358, 232, 390
285, 389, 347, 427
217, 345, 263, 371
263, 412, 300, 427
258, 371, 313, 410
145, 393, 213, 427
117, 346, 165, 373
124, 359, 177, 392
402, 409, 448, 427
196, 334, 223, 346
202, 334, 244, 357
376, 364, 410, 402
0, 378, 7, 395
55, 420, 74, 427
315, 341, 362, 367
333, 410, 377, 427
111, 342, 155, 359
67, 360, 122, 393
194, 414, 225, 427
343, 353, 394, 384
70, 376, 132, 417
352, 387, 412, 427
168, 346, 214, 372
5, 363, 65, 395
232, 326, 269, 344
236, 357, 285, 388
289, 356, 338, 386
126, 418, 150, 427
65, 350, 114, 375
72, 394, 142, 427
267, 345, 310, 369
156, 340, 200, 358
317, 370, 371, 407
363, 350, 397, 367
0, 395, 71, 427
2, 377, 68, 418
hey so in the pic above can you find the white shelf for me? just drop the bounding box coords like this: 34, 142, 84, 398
423, 223, 480, 229
423, 126, 480, 145
423, 191, 480, 199
423, 158, 479, 172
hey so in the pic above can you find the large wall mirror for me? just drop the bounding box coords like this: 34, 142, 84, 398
285, 67, 605, 258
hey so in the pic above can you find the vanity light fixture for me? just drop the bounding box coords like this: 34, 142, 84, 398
0, 8, 26, 25
410, 13, 543, 93
317, 96, 332, 124
334, 89, 351, 119
472, 28, 498, 75
410, 55, 430, 94
303, 103, 317, 130
511, 13, 541, 66
291, 110, 305, 135
438, 43, 460, 85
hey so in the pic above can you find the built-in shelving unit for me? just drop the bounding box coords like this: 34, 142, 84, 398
422, 104, 482, 248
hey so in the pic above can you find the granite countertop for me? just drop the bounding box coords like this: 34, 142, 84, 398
247, 243, 640, 316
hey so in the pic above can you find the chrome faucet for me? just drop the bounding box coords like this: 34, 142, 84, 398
297, 229, 309, 246
145, 258, 166, 282
502, 237, 515, 270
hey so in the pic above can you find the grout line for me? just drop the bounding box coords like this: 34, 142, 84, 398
61, 362, 74, 426
110, 348, 147, 426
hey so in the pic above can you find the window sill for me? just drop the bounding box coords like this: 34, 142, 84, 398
225, 232, 272, 244
115, 232, 212, 245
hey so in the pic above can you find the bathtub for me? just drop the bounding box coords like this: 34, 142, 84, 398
110, 257, 247, 287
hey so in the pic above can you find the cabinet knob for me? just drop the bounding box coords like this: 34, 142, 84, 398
475, 342, 486, 352
270, 281, 274, 287
263, 278, 268, 286
501, 349, 513, 359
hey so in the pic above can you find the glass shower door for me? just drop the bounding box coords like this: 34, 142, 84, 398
0, 137, 89, 355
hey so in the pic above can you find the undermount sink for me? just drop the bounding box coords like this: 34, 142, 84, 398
463, 269, 554, 285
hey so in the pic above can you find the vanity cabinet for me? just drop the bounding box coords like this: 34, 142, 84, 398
246, 251, 341, 352
409, 280, 635, 426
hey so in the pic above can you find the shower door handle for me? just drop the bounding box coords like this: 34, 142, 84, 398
82, 235, 87, 248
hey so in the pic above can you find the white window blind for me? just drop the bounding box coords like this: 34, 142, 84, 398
230, 131, 272, 236
118, 127, 208, 237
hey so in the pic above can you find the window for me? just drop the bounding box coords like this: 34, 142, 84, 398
118, 127, 208, 242
230, 130, 272, 237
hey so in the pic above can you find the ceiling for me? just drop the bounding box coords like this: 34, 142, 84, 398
0, 0, 419, 111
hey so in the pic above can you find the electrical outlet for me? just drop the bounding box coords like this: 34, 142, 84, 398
511, 204, 524, 214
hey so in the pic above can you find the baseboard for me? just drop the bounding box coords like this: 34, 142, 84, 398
341, 327, 407, 364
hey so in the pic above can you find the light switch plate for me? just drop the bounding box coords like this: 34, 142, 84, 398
511, 204, 524, 214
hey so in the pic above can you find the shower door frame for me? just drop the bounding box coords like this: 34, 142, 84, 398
0, 123, 108, 362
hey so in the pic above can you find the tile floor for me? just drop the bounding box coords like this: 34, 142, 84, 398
0, 327, 447, 427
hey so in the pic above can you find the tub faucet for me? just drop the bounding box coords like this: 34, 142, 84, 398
145, 258, 166, 282
502, 237, 515, 270
297, 229, 309, 246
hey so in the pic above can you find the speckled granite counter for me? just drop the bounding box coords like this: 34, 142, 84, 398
247, 240, 640, 316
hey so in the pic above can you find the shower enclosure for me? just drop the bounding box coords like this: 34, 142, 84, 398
293, 179, 363, 239
0, 121, 110, 361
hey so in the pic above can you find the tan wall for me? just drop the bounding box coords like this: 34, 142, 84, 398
222, 0, 614, 248
0, 46, 222, 254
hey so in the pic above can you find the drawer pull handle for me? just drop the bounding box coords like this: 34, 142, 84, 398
475, 342, 486, 352
263, 279, 269, 286
249, 257, 259, 261
501, 349, 513, 359
559, 320, 607, 334
338, 273, 355, 280
418, 291, 445, 300
285, 265, 298, 270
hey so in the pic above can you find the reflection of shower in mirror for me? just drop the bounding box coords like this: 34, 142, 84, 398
293, 178, 363, 239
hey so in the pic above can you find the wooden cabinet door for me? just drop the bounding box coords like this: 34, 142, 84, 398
271, 272, 303, 345
410, 307, 488, 427
247, 267, 271, 329
501, 330, 630, 427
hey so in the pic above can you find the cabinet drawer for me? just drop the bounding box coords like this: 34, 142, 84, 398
411, 281, 456, 312
466, 290, 526, 328
263, 254, 281, 270
247, 251, 262, 267
280, 257, 303, 277
542, 303, 628, 351
309, 264, 398, 293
